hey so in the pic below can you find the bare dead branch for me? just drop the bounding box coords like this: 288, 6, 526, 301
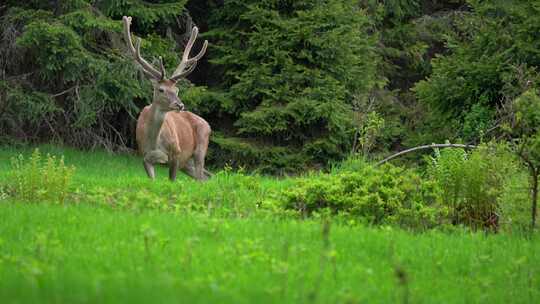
6, 72, 35, 80
376, 143, 477, 166
51, 86, 77, 97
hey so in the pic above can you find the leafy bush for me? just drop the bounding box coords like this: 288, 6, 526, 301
505, 89, 540, 229
274, 160, 445, 229
413, 1, 540, 138
207, 133, 309, 175
0, 186, 8, 202
4, 149, 75, 204
462, 104, 494, 142
498, 172, 530, 232
426, 143, 519, 230
510, 90, 540, 169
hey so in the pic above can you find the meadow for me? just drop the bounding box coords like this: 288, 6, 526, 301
0, 145, 539, 303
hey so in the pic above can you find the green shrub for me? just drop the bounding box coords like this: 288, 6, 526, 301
0, 186, 8, 202
413, 1, 540, 139
510, 90, 540, 229
274, 160, 446, 229
498, 172, 530, 232
208, 133, 309, 175
462, 104, 494, 142
426, 143, 519, 230
5, 149, 75, 204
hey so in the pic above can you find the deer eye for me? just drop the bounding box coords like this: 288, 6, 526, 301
159, 88, 165, 93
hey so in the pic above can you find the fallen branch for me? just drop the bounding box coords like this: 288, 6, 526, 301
376, 143, 477, 166
51, 86, 77, 97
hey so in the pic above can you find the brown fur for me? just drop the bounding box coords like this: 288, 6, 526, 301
136, 106, 211, 180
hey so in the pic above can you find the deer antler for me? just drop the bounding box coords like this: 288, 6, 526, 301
123, 16, 164, 80
170, 26, 208, 82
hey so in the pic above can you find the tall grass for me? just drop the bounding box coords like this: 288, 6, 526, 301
1, 203, 539, 304
0, 145, 538, 303
0, 144, 293, 217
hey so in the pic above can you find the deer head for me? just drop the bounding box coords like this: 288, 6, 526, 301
122, 16, 208, 112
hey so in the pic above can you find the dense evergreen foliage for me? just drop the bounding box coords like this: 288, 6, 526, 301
1, 0, 539, 173
202, 0, 380, 172
414, 0, 540, 142
0, 0, 187, 149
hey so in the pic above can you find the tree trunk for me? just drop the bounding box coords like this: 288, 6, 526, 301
53, 0, 61, 16
350, 130, 358, 156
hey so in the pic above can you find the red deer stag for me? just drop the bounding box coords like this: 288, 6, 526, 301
123, 16, 211, 181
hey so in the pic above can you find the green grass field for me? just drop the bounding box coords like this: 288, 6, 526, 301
1, 145, 539, 303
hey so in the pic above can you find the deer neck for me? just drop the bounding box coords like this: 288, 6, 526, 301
143, 103, 168, 152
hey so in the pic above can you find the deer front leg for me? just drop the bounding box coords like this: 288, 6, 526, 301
143, 150, 168, 180
169, 158, 180, 181
143, 161, 155, 180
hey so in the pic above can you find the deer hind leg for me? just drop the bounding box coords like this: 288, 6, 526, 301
182, 143, 209, 181
182, 158, 212, 180
193, 152, 207, 181
193, 132, 210, 181
181, 158, 198, 179
169, 158, 180, 181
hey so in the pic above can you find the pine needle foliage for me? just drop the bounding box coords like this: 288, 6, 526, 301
414, 0, 540, 119
0, 0, 187, 149
204, 0, 381, 170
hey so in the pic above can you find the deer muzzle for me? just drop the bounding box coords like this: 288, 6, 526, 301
171, 101, 185, 112
166, 91, 185, 111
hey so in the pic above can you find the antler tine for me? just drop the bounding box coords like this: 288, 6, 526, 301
158, 56, 166, 80
170, 26, 208, 81
178, 61, 199, 79
123, 16, 162, 80
133, 38, 160, 79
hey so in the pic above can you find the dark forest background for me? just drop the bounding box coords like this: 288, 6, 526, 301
1, 0, 540, 174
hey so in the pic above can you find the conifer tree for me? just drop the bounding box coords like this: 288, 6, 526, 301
204, 0, 380, 171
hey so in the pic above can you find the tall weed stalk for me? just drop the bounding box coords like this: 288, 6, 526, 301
6, 149, 75, 203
